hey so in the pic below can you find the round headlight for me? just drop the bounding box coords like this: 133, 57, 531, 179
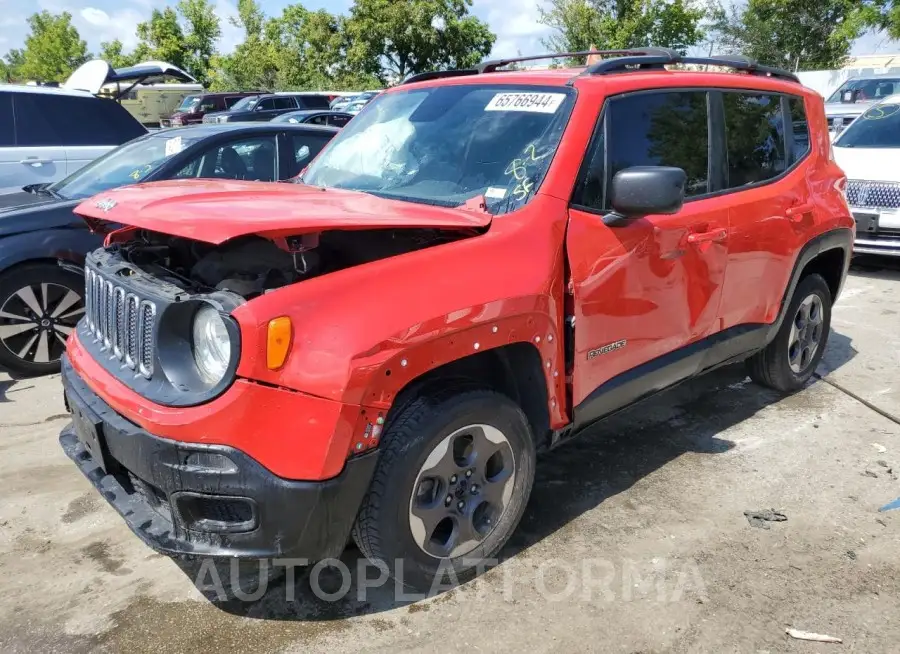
192, 305, 231, 384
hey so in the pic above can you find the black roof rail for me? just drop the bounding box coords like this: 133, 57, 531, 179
400, 48, 800, 87
402, 69, 479, 86
400, 49, 661, 86
583, 50, 799, 83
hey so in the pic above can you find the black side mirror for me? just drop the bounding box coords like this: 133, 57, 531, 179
609, 166, 686, 217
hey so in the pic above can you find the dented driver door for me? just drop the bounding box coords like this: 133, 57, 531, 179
565, 89, 728, 427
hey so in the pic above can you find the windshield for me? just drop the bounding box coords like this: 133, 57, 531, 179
229, 96, 260, 112
177, 95, 201, 112
301, 85, 575, 214
834, 101, 900, 148
49, 132, 201, 200
827, 78, 900, 103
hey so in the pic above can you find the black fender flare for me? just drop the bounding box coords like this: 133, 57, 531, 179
765, 227, 853, 344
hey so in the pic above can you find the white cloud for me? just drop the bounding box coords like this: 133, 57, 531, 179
474, 0, 553, 58
73, 6, 146, 49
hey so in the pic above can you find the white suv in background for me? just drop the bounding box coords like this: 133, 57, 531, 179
832, 93, 900, 258
0, 60, 194, 195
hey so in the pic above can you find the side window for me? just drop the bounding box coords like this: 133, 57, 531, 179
301, 95, 330, 110
176, 136, 278, 182
0, 93, 14, 146
256, 98, 276, 111
199, 98, 219, 112
14, 94, 144, 146
723, 92, 786, 188
291, 134, 332, 175
274, 97, 297, 110
574, 90, 710, 211
788, 97, 810, 164
308, 115, 328, 126
329, 115, 350, 127
224, 96, 242, 109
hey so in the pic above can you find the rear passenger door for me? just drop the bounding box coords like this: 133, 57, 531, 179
2, 92, 67, 192
716, 92, 812, 330
566, 89, 730, 419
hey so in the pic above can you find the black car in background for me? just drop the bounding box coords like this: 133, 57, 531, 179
0, 122, 338, 376
203, 93, 332, 123
271, 110, 354, 127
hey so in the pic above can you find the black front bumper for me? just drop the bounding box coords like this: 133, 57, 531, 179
59, 356, 377, 559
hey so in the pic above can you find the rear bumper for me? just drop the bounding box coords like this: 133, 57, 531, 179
60, 357, 377, 559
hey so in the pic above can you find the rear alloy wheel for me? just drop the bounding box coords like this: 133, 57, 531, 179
0, 264, 84, 376
353, 389, 535, 592
747, 273, 832, 392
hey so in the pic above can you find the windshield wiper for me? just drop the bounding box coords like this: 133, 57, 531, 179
22, 183, 63, 199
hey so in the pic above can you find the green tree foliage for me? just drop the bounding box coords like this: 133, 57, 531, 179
210, 0, 280, 90
710, 0, 863, 71
849, 1, 900, 40
11, 11, 90, 83
539, 0, 705, 61
345, 0, 496, 83
98, 40, 140, 69
134, 8, 188, 68
178, 0, 222, 85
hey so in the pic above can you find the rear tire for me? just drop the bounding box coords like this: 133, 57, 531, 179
352, 388, 536, 593
0, 263, 85, 376
747, 273, 832, 392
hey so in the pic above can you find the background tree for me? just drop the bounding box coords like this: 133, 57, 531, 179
539, 0, 705, 62
12, 11, 89, 83
209, 0, 280, 90
98, 40, 139, 69
177, 0, 222, 85
133, 8, 188, 69
710, 0, 863, 71
345, 0, 495, 84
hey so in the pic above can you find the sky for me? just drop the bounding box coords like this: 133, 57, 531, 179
0, 0, 895, 62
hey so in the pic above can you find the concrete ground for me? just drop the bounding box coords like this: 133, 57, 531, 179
1, 258, 899, 654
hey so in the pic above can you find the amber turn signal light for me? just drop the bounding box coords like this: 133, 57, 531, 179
267, 317, 292, 370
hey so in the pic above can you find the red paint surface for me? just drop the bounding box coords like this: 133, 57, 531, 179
69, 67, 853, 478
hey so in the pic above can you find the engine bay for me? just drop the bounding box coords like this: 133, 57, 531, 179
111, 228, 469, 299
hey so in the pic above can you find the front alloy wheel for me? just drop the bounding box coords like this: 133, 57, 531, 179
0, 265, 85, 376
409, 424, 516, 559
353, 388, 536, 592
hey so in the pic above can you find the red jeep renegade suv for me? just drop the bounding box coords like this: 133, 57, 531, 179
59, 49, 854, 591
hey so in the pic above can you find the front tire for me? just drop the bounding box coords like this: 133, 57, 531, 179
352, 388, 536, 592
747, 273, 832, 392
0, 263, 85, 376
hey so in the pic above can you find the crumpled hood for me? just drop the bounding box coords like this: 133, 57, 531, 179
0, 192, 82, 236
74, 179, 492, 244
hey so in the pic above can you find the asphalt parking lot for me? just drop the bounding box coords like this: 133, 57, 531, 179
1, 258, 899, 654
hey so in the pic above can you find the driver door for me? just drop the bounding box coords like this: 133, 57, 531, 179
566, 89, 728, 427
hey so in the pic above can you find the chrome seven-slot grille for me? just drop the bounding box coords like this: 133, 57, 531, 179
84, 267, 157, 378
846, 179, 900, 209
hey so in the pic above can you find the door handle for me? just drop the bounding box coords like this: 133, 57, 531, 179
19, 158, 52, 166
786, 202, 815, 220
687, 227, 728, 244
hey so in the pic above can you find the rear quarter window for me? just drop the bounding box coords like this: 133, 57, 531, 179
788, 97, 810, 163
